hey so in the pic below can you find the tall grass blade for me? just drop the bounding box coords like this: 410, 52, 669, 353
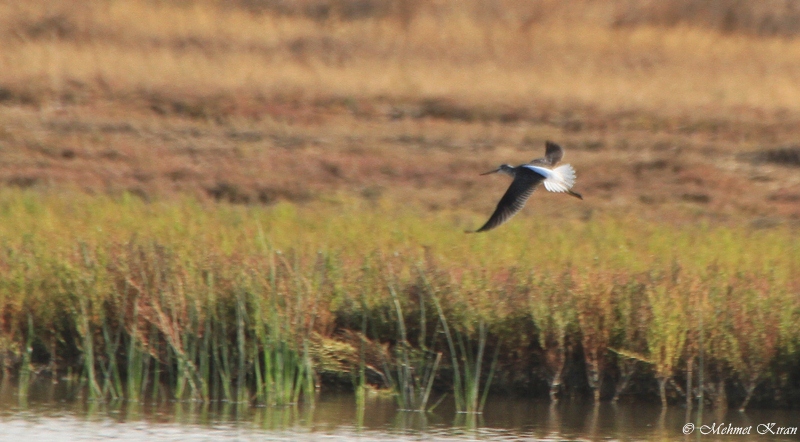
17, 315, 34, 407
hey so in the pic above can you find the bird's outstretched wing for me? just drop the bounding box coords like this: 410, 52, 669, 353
530, 141, 564, 166
472, 168, 545, 232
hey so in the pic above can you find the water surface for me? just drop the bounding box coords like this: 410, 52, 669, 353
0, 379, 797, 441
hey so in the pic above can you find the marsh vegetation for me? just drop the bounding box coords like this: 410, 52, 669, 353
0, 193, 797, 410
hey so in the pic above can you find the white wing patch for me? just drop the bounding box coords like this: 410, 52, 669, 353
542, 164, 576, 193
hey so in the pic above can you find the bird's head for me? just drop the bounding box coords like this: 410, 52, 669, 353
480, 164, 515, 176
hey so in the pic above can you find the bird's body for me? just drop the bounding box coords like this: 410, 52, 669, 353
470, 141, 582, 233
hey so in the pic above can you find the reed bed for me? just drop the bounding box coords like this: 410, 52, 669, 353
0, 189, 798, 410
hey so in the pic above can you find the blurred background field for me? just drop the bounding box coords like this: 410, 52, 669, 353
2, 0, 800, 221
0, 0, 799, 410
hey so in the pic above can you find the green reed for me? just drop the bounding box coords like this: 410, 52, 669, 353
17, 315, 33, 405
423, 271, 498, 414
383, 281, 442, 412
527, 272, 577, 402
250, 251, 316, 406
125, 292, 145, 402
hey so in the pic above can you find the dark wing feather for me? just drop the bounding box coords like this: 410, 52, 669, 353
530, 140, 564, 166
474, 169, 545, 232
544, 141, 564, 165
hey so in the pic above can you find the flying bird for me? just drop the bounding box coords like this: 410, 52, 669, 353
469, 141, 582, 233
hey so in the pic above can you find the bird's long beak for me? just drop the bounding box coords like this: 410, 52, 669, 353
480, 168, 500, 176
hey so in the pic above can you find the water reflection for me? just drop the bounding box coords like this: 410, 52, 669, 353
0, 379, 797, 441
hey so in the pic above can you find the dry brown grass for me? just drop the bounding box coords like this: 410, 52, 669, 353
4, 1, 800, 114
2, 0, 800, 224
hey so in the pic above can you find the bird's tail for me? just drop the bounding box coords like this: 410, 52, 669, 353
542, 164, 577, 193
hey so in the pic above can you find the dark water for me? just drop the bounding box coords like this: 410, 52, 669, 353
0, 378, 797, 441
